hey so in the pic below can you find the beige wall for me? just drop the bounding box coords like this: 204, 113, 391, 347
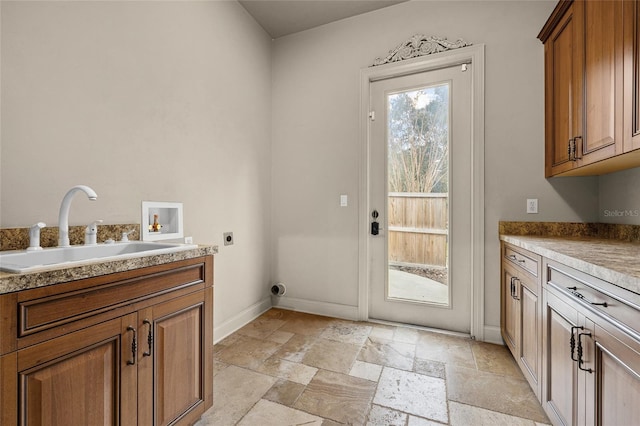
271, 0, 600, 332
0, 1, 273, 331
599, 168, 640, 224
4, 0, 630, 340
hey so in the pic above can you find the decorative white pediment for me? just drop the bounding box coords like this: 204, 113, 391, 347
372, 35, 472, 67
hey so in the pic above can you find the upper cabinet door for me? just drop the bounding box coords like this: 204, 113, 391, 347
539, 0, 638, 177
624, 0, 640, 152
542, 1, 579, 177
577, 0, 624, 164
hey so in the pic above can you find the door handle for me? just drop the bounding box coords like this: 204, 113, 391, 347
371, 209, 380, 236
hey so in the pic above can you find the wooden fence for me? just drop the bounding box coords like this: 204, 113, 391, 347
388, 192, 448, 268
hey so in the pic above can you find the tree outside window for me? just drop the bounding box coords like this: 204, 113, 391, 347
387, 84, 449, 194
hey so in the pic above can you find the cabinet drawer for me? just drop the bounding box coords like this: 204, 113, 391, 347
546, 261, 640, 342
504, 244, 540, 278
18, 261, 206, 338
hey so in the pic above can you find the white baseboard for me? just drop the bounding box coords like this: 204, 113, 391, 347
483, 325, 504, 345
213, 297, 272, 344
271, 295, 359, 321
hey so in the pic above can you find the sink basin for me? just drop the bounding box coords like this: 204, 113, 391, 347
0, 241, 198, 273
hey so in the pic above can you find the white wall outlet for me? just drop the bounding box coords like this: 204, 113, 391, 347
340, 194, 348, 207
184, 236, 193, 244
527, 198, 538, 214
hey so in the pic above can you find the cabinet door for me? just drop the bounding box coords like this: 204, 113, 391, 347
502, 264, 519, 355
519, 279, 540, 398
624, 0, 640, 152
542, 0, 628, 176
15, 314, 137, 426
543, 290, 580, 426
138, 289, 213, 426
574, 0, 624, 165
544, 1, 580, 177
581, 322, 640, 426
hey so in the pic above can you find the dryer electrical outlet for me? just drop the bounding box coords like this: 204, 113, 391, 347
223, 232, 234, 246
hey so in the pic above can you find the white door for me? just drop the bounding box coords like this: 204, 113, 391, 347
368, 64, 472, 333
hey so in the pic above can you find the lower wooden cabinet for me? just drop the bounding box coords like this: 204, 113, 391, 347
542, 259, 640, 426
17, 313, 138, 426
542, 287, 580, 426
583, 321, 640, 425
502, 242, 640, 426
501, 243, 542, 399
138, 290, 213, 426
0, 255, 214, 426
502, 263, 519, 351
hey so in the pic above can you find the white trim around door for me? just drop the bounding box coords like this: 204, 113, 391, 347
358, 44, 486, 340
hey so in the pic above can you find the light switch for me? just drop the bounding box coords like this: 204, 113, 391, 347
340, 195, 348, 207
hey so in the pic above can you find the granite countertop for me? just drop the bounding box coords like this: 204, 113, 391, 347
500, 234, 640, 295
0, 244, 218, 295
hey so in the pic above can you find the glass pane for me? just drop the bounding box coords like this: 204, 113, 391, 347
386, 83, 449, 305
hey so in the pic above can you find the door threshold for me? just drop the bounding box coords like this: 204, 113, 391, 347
367, 318, 473, 340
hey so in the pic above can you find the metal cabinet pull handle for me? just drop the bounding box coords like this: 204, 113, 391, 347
509, 277, 520, 300
126, 326, 137, 366
510, 277, 515, 298
508, 254, 526, 263
568, 137, 583, 161
578, 332, 594, 373
143, 319, 153, 357
567, 287, 608, 307
573, 136, 582, 160
570, 326, 583, 362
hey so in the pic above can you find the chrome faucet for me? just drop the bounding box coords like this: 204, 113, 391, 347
58, 185, 98, 247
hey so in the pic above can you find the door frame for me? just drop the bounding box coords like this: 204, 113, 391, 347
358, 44, 485, 339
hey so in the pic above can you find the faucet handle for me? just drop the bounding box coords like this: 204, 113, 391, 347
27, 222, 46, 251
84, 220, 103, 246
86, 219, 103, 232
121, 229, 135, 242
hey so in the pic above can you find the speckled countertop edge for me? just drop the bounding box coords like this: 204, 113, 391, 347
500, 235, 640, 295
0, 244, 218, 295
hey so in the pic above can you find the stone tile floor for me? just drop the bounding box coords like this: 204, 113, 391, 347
195, 309, 551, 426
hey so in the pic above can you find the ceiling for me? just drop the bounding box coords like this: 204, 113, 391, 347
238, 0, 409, 39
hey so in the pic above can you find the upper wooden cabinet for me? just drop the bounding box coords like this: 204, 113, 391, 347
624, 0, 640, 152
539, 0, 640, 177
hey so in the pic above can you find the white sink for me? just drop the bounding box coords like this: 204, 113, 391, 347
0, 242, 198, 273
